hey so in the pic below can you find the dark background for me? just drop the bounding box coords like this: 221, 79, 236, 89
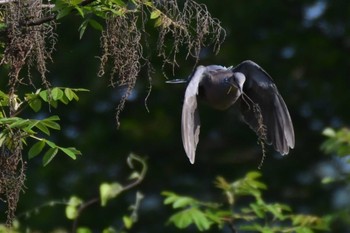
2, 0, 350, 232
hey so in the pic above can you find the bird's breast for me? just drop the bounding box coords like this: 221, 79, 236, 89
199, 82, 241, 110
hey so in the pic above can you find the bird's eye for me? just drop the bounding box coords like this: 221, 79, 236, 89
224, 77, 230, 83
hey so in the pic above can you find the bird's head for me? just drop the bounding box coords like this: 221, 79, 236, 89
224, 72, 246, 93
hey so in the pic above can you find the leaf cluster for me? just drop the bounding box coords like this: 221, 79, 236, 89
321, 127, 350, 157
0, 87, 88, 166
64, 154, 147, 232
163, 171, 330, 232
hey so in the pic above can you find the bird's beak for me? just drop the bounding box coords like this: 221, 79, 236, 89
224, 77, 240, 90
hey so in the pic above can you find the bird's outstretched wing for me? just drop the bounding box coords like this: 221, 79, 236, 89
181, 66, 207, 164
232, 60, 295, 155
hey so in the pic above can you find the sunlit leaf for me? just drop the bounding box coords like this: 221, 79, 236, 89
110, 0, 126, 6
99, 182, 123, 206
123, 216, 133, 229
75, 6, 84, 17
42, 116, 61, 130
128, 171, 140, 180
322, 128, 336, 137
77, 227, 92, 233
45, 140, 56, 148
65, 196, 82, 220
39, 90, 49, 101
28, 98, 42, 112
9, 119, 29, 129
35, 122, 50, 135
79, 20, 88, 39
28, 141, 46, 159
60, 147, 78, 160
64, 88, 75, 101
150, 10, 161, 19
154, 17, 163, 27
0, 133, 6, 147
43, 147, 58, 166
51, 87, 64, 101
102, 227, 117, 233
168, 209, 193, 229
246, 171, 262, 179
66, 206, 78, 220
172, 197, 194, 209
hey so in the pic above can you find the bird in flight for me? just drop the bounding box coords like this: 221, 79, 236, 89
167, 60, 295, 164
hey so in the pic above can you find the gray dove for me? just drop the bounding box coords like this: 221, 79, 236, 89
168, 60, 295, 164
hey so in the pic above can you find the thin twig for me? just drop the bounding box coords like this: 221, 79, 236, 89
71, 154, 147, 233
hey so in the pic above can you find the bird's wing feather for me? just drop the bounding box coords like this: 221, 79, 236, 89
232, 60, 295, 154
181, 66, 207, 164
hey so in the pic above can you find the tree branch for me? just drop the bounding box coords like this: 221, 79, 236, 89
5, 0, 99, 28
24, 14, 57, 27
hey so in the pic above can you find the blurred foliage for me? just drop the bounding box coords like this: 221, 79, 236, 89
0, 154, 147, 233
321, 127, 350, 158
320, 127, 350, 230
163, 171, 330, 232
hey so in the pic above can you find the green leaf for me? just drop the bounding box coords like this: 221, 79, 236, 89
322, 127, 336, 137
89, 19, 103, 31
43, 147, 58, 166
64, 88, 75, 101
190, 208, 212, 231
28, 141, 46, 159
123, 216, 133, 229
28, 98, 42, 112
46, 115, 60, 121
110, 0, 126, 6
0, 133, 6, 147
75, 6, 84, 17
65, 196, 82, 220
45, 140, 56, 148
168, 208, 212, 231
56, 7, 73, 19
150, 10, 161, 19
265, 204, 285, 220
39, 90, 49, 101
77, 227, 92, 233
68, 196, 83, 206
35, 122, 50, 135
99, 182, 123, 206
321, 177, 335, 184
154, 17, 163, 27
102, 227, 117, 233
128, 171, 140, 180
65, 147, 82, 155
79, 20, 89, 39
168, 209, 193, 229
51, 87, 64, 101
66, 206, 79, 220
162, 192, 179, 205
246, 171, 262, 179
42, 117, 61, 130
295, 227, 313, 233
9, 119, 30, 129
60, 94, 70, 104
172, 197, 194, 209
50, 100, 58, 108
249, 203, 265, 218
60, 147, 78, 160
